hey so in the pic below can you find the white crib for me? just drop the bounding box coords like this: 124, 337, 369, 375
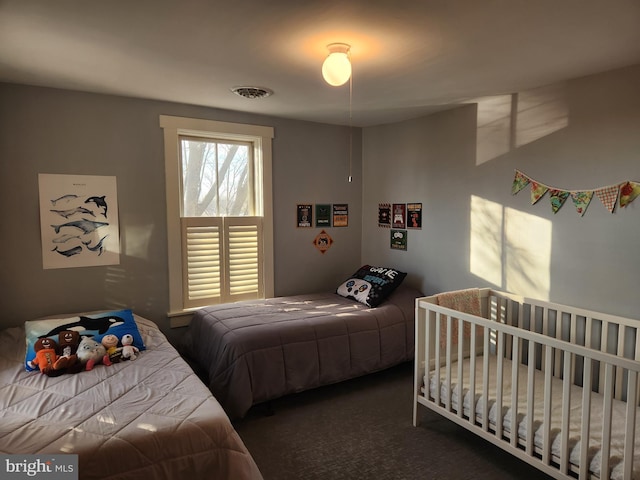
413, 289, 640, 480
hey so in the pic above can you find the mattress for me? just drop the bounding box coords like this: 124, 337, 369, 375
0, 314, 263, 480
182, 285, 421, 419
426, 355, 640, 480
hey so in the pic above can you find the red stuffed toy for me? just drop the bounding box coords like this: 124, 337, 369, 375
28, 337, 61, 376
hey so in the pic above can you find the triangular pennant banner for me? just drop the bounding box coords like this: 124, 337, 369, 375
570, 191, 593, 217
595, 185, 619, 213
530, 181, 548, 205
549, 189, 570, 214
619, 181, 640, 208
512, 170, 530, 195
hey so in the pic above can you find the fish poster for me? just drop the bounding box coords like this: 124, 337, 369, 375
38, 174, 120, 269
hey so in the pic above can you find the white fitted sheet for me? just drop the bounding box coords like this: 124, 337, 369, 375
426, 354, 640, 480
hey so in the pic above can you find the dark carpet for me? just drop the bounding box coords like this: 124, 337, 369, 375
233, 362, 553, 480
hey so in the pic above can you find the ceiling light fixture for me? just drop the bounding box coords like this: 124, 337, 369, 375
321, 43, 351, 87
321, 42, 354, 183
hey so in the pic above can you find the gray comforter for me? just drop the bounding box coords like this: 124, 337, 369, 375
181, 285, 422, 419
0, 315, 263, 480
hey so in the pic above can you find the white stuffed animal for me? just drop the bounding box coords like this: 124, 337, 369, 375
77, 336, 112, 370
120, 334, 140, 361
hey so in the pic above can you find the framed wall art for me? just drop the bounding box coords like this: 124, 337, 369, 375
38, 173, 120, 269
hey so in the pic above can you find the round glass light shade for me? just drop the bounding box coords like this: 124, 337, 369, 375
322, 51, 351, 86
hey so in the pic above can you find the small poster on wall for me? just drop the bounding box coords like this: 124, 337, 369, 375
407, 203, 422, 229
392, 203, 406, 229
313, 229, 333, 254
297, 204, 312, 227
333, 204, 349, 227
38, 173, 120, 269
390, 229, 407, 250
378, 203, 391, 227
315, 204, 331, 227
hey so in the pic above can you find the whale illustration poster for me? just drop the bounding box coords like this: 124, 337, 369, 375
38, 173, 120, 269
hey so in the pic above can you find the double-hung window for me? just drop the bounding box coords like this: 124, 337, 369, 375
160, 116, 274, 325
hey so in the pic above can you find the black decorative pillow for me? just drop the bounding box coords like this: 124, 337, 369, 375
336, 265, 407, 307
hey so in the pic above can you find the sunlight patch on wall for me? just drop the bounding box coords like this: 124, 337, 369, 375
473, 83, 568, 165
122, 223, 154, 259
475, 95, 513, 166
515, 83, 568, 148
470, 196, 503, 286
504, 206, 551, 300
470, 195, 551, 300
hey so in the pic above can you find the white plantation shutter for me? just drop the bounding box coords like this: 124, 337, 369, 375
181, 216, 261, 308
181, 217, 222, 308
225, 217, 263, 301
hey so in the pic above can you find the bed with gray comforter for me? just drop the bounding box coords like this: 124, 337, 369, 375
181, 285, 422, 419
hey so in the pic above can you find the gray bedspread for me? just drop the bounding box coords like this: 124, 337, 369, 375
181, 285, 422, 419
0, 315, 263, 480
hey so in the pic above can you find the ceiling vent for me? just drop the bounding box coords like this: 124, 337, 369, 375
231, 86, 273, 99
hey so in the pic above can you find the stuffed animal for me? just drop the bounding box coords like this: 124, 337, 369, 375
54, 330, 82, 373
76, 336, 113, 371
28, 337, 61, 375
120, 334, 139, 361
101, 334, 122, 363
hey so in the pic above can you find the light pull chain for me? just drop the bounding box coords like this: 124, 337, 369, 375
348, 51, 353, 183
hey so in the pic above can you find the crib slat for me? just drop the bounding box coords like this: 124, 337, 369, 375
434, 314, 441, 406
469, 325, 477, 425
482, 328, 490, 431
495, 331, 505, 438
445, 315, 452, 411
424, 310, 431, 401
585, 317, 593, 349
600, 319, 609, 396
510, 336, 520, 448
560, 353, 572, 474
554, 311, 562, 377
542, 345, 553, 466
614, 325, 624, 400
457, 317, 464, 419
623, 372, 638, 480
570, 313, 577, 383
526, 340, 535, 456
541, 307, 549, 372
579, 358, 593, 479
505, 298, 513, 359
600, 363, 614, 480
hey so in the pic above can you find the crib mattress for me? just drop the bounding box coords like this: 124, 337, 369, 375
426, 355, 640, 480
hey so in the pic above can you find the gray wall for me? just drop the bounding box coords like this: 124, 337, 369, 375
0, 84, 363, 339
3, 62, 639, 340
362, 63, 640, 319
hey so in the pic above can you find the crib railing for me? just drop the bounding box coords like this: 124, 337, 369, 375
413, 289, 640, 480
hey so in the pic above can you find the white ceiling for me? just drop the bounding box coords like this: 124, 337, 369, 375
1, 0, 640, 127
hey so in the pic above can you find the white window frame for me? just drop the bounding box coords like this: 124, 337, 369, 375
160, 115, 274, 326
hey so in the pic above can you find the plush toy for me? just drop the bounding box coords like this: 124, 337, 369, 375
76, 336, 113, 371
101, 334, 122, 363
120, 334, 139, 361
54, 330, 82, 373
28, 337, 61, 375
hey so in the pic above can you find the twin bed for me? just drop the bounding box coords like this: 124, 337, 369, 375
182, 284, 422, 419
0, 313, 263, 480
414, 289, 640, 480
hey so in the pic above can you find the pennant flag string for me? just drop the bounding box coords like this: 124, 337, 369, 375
512, 169, 639, 215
